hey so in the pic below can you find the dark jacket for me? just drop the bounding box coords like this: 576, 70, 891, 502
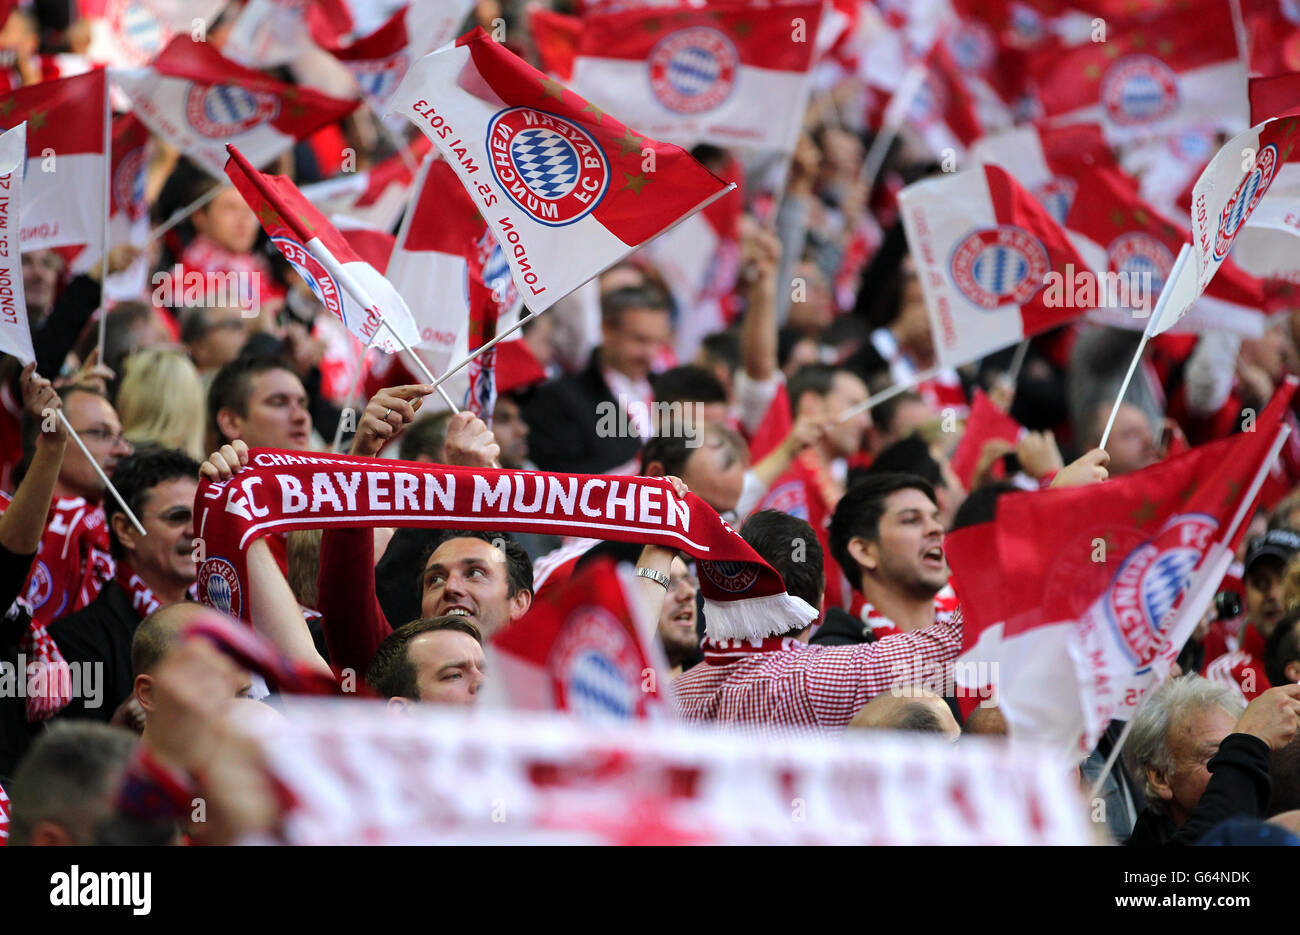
49, 580, 140, 723
1125, 733, 1272, 845
810, 607, 876, 646
521, 349, 643, 475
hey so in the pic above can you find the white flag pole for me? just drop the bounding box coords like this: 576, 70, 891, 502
837, 365, 944, 423
95, 80, 113, 363
146, 185, 223, 243
56, 410, 146, 536
1099, 244, 1194, 449
860, 61, 927, 194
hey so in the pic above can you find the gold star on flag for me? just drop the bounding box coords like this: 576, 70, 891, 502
615, 129, 644, 158
0, 99, 15, 117
1222, 478, 1242, 507
1133, 208, 1149, 226
1085, 64, 1102, 81
256, 203, 280, 229
1110, 208, 1126, 226
621, 171, 651, 194
733, 20, 752, 37
28, 109, 46, 131
1131, 33, 1146, 49
1131, 497, 1158, 526
297, 211, 316, 234
1104, 44, 1121, 58
539, 76, 565, 101
1157, 39, 1173, 55
643, 18, 661, 32
582, 102, 605, 124
1179, 479, 1199, 504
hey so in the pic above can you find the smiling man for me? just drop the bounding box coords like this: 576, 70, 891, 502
818, 473, 956, 644
209, 355, 314, 451
417, 531, 533, 637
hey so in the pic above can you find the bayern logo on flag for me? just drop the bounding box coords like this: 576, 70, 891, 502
949, 226, 1050, 309
110, 0, 168, 65
272, 236, 344, 320
946, 22, 996, 73
114, 146, 149, 221
185, 84, 281, 138
1215, 144, 1278, 261
487, 107, 610, 227
1103, 514, 1218, 672
549, 605, 645, 720
1033, 177, 1077, 225
349, 53, 410, 102
909, 75, 948, 130
1108, 232, 1175, 293
648, 27, 739, 115
198, 557, 243, 620
1101, 55, 1179, 126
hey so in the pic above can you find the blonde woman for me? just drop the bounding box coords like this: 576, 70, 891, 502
116, 348, 207, 460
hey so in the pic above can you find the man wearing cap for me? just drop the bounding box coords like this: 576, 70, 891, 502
1204, 528, 1300, 703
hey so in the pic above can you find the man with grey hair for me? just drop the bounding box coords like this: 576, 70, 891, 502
6, 722, 136, 845
1123, 674, 1300, 845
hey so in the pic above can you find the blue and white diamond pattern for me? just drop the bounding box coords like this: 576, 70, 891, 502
972, 245, 1028, 297
668, 45, 720, 98
510, 127, 579, 200
206, 86, 263, 126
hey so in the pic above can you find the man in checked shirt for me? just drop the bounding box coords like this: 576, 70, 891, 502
671, 507, 963, 732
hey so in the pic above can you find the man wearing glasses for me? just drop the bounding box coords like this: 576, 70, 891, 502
49, 448, 200, 722
19, 385, 134, 631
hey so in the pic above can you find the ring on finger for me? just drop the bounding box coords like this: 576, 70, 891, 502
384, 408, 393, 422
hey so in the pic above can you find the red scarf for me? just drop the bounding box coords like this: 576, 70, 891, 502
194, 450, 816, 640
701, 636, 801, 665
115, 563, 162, 620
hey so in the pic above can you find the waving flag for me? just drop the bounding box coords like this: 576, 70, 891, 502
70, 112, 154, 296
300, 134, 432, 231
114, 36, 359, 177
222, 0, 317, 68
488, 558, 673, 720
0, 71, 107, 250
87, 0, 226, 67
949, 382, 1296, 755
0, 124, 30, 366
387, 28, 734, 312
949, 388, 1025, 490
899, 163, 1096, 368
905, 40, 985, 159
312, 0, 476, 112
225, 144, 420, 355
1030, 0, 1246, 146
971, 122, 1114, 224
567, 3, 822, 152
530, 7, 582, 81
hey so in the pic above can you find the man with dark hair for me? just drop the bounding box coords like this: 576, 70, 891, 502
208, 354, 313, 450
864, 434, 964, 527
398, 410, 454, 463
816, 473, 958, 645
640, 423, 749, 518
522, 284, 672, 474
651, 365, 729, 430
869, 390, 934, 453
51, 448, 200, 722
1265, 609, 1300, 688
181, 305, 250, 381
366, 617, 486, 708
6, 721, 136, 845
740, 510, 825, 611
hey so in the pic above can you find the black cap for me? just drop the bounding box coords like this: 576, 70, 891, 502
1244, 528, 1300, 573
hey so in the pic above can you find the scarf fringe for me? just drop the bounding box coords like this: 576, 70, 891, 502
702, 592, 818, 641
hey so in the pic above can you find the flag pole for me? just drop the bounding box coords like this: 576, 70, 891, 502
1007, 338, 1030, 389
1098, 244, 1193, 449
837, 364, 943, 423
56, 410, 146, 536
331, 335, 376, 453
427, 309, 539, 394
147, 186, 223, 243
95, 80, 113, 363
860, 61, 927, 195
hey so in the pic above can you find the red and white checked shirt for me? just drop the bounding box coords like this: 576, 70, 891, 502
672, 607, 964, 732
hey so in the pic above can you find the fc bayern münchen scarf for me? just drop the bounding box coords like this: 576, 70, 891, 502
194, 450, 816, 640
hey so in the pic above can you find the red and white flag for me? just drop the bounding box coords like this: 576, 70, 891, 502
0, 124, 30, 366
903, 40, 985, 160
225, 144, 421, 355
71, 112, 153, 294
114, 36, 359, 177
971, 122, 1115, 225
949, 388, 1025, 490
87, 0, 226, 68
222, 0, 317, 68
899, 163, 1096, 368
0, 71, 107, 250
530, 6, 582, 81
488, 558, 673, 721
1030, 0, 1247, 147
948, 382, 1296, 754
567, 2, 823, 152
387, 28, 734, 312
311, 0, 476, 112
300, 134, 432, 232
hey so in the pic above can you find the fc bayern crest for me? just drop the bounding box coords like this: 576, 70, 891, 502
348, 53, 409, 104
698, 559, 760, 594
1108, 232, 1174, 293
648, 27, 739, 115
272, 236, 344, 319
949, 226, 1050, 309
198, 557, 243, 619
549, 605, 647, 720
486, 107, 609, 227
946, 22, 996, 73
24, 560, 52, 609
1104, 514, 1218, 672
1101, 55, 1179, 126
185, 84, 281, 139
113, 146, 148, 221
1033, 177, 1077, 225
909, 75, 948, 130
110, 0, 169, 67
1215, 144, 1278, 262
